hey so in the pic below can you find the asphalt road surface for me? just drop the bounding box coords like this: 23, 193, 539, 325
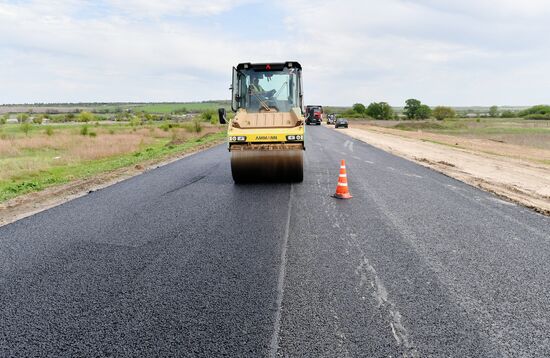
1, 126, 549, 357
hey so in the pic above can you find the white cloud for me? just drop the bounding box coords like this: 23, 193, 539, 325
1, 0, 550, 105
107, 0, 256, 17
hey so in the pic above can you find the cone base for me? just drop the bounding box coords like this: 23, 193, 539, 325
333, 193, 352, 199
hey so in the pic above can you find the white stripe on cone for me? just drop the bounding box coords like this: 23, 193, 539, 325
337, 182, 348, 187
339, 174, 347, 178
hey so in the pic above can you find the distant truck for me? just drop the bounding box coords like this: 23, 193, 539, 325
305, 105, 323, 117
305, 105, 323, 125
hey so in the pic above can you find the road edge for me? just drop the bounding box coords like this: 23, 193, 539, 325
0, 138, 226, 227
330, 125, 550, 217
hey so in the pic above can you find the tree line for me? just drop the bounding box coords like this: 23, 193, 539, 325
344, 99, 453, 120
341, 101, 550, 121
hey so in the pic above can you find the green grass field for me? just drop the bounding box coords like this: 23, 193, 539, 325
0, 121, 225, 202
0, 101, 232, 116
130, 101, 230, 114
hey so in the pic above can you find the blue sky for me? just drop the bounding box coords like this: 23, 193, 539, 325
1, 0, 549, 106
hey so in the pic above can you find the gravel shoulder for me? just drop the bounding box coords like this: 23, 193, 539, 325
331, 124, 550, 215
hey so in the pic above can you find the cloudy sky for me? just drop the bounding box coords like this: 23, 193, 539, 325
1, 0, 549, 106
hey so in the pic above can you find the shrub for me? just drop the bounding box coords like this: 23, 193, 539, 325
78, 111, 95, 123
500, 110, 516, 118
17, 113, 30, 123
366, 102, 394, 120
200, 110, 215, 122
80, 125, 89, 136
88, 131, 97, 137
518, 105, 550, 117
432, 106, 456, 121
0, 114, 7, 125
45, 126, 54, 136
20, 122, 32, 135
416, 104, 432, 119
340, 109, 368, 118
489, 106, 499, 117
192, 118, 202, 133
173, 107, 188, 115
524, 113, 550, 120
352, 103, 366, 114
32, 115, 44, 125
183, 119, 203, 133
129, 116, 141, 127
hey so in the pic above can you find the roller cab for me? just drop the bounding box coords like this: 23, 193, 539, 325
219, 62, 305, 183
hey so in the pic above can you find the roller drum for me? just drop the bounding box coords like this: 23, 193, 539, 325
231, 149, 303, 183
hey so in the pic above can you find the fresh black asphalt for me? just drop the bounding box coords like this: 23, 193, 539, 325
1, 126, 549, 357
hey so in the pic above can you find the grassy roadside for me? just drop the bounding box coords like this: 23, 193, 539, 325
131, 101, 230, 114
352, 118, 550, 151
0, 123, 225, 203
347, 118, 550, 166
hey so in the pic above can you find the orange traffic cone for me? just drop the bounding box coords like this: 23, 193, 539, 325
333, 159, 352, 199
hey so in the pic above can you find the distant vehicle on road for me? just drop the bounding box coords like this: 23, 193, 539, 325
306, 106, 322, 125
335, 118, 348, 128
305, 105, 323, 116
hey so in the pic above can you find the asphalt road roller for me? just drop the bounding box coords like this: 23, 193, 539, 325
218, 61, 305, 183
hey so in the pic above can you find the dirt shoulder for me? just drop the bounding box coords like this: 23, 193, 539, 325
0, 138, 225, 227
333, 124, 550, 216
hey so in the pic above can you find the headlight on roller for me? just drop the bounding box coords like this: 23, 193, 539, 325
286, 135, 303, 141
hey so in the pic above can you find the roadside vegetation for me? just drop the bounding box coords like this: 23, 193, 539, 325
0, 119, 225, 202
0, 101, 230, 117
331, 100, 549, 122
357, 117, 550, 152
327, 98, 550, 157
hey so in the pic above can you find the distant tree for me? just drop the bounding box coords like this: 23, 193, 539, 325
0, 114, 8, 125
416, 105, 432, 119
404, 99, 422, 119
489, 106, 499, 117
173, 107, 188, 115
200, 109, 215, 122
366, 102, 394, 120
432, 106, 456, 121
20, 122, 32, 135
65, 112, 76, 122
352, 103, 366, 114
518, 105, 550, 119
17, 113, 29, 123
32, 114, 44, 124
500, 110, 516, 118
78, 111, 95, 123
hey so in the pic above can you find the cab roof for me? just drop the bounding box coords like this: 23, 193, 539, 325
236, 62, 302, 71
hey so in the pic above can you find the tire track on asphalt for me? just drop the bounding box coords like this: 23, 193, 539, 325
270, 184, 293, 358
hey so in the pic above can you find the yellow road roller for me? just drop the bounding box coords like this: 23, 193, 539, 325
218, 61, 305, 183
